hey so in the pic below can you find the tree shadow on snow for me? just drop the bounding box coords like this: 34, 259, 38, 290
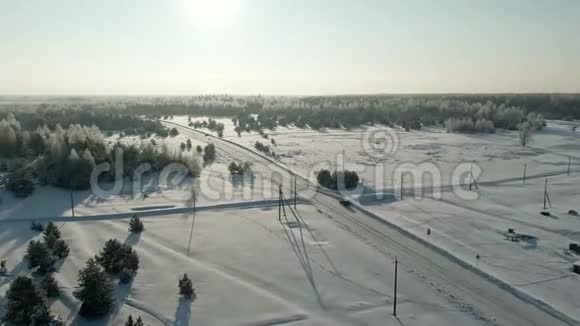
124, 232, 141, 247
173, 297, 192, 326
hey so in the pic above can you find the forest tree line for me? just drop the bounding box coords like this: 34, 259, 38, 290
1, 94, 577, 134
0, 113, 199, 197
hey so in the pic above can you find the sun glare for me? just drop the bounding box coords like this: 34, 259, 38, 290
183, 0, 242, 29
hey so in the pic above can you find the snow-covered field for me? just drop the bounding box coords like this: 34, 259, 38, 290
0, 205, 490, 326
166, 116, 580, 322
2, 116, 580, 325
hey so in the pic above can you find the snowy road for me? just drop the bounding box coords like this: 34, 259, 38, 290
162, 120, 577, 326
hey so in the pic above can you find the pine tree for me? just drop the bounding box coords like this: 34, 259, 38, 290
5, 276, 51, 325
41, 274, 60, 298
44, 221, 61, 239
129, 215, 144, 233
74, 258, 115, 318
125, 315, 135, 326
26, 240, 55, 274
135, 316, 144, 326
178, 274, 195, 299
96, 239, 139, 275
45, 232, 70, 259
0, 259, 7, 274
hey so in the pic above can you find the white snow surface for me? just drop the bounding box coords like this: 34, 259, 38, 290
0, 206, 489, 326
169, 116, 580, 323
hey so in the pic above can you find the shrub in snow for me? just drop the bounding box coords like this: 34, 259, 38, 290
125, 315, 144, 326
317, 169, 360, 190
74, 258, 115, 318
30, 221, 44, 232
228, 161, 253, 175
178, 274, 196, 299
129, 215, 144, 234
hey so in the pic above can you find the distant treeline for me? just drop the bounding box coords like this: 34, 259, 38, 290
112, 94, 580, 132
1, 94, 579, 134
0, 107, 168, 137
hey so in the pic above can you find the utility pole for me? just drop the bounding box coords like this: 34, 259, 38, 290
70, 190, 75, 217
469, 164, 473, 190
393, 257, 399, 316
193, 190, 196, 218
568, 157, 571, 175
278, 185, 282, 222
523, 164, 527, 183
544, 178, 547, 209
400, 172, 404, 200
294, 177, 297, 209
187, 189, 197, 256
543, 178, 552, 209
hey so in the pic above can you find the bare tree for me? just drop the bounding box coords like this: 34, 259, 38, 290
519, 122, 532, 146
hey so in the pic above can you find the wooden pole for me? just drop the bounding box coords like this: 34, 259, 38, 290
544, 178, 548, 209
400, 172, 404, 200
278, 185, 282, 222
294, 177, 297, 209
393, 257, 399, 316
469, 164, 473, 190
523, 164, 527, 183
568, 157, 571, 175
70, 190, 75, 217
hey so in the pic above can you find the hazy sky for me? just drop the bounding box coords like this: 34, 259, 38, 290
1, 0, 579, 95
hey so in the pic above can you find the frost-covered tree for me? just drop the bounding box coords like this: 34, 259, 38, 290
0, 119, 18, 157
519, 122, 532, 146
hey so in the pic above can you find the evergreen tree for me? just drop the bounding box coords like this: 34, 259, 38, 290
7, 166, 34, 198
202, 143, 216, 164
178, 274, 195, 299
125, 315, 134, 326
26, 240, 55, 274
44, 221, 61, 239
129, 215, 144, 233
74, 258, 115, 318
96, 239, 139, 275
135, 316, 144, 326
41, 274, 60, 298
4, 276, 50, 325
0, 259, 7, 274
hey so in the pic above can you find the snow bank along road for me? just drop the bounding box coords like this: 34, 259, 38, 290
162, 120, 577, 326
